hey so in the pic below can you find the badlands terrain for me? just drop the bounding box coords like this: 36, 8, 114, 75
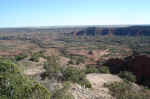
0, 25, 150, 99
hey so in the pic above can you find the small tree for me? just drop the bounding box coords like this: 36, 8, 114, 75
62, 67, 92, 88
43, 55, 62, 80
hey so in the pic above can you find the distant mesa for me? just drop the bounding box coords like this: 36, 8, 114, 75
72, 26, 150, 36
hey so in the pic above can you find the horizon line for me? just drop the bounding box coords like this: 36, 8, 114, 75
0, 24, 150, 29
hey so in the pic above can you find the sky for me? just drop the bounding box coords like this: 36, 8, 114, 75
0, 0, 150, 27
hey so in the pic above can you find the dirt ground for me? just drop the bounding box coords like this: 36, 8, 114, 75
86, 73, 122, 99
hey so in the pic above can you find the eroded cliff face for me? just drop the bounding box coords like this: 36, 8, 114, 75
74, 26, 150, 36
126, 55, 150, 83
103, 54, 150, 85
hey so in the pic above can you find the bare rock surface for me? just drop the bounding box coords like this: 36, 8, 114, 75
71, 73, 122, 99
87, 73, 122, 88
23, 57, 46, 76
87, 73, 122, 99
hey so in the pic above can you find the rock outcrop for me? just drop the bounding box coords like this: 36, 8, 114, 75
104, 54, 150, 85
71, 73, 122, 99
126, 55, 150, 83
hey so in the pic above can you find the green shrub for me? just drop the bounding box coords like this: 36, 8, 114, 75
67, 55, 85, 65
79, 78, 92, 88
119, 71, 136, 82
68, 59, 76, 65
15, 53, 27, 61
63, 67, 85, 82
98, 66, 110, 73
51, 82, 74, 99
85, 65, 99, 74
105, 82, 150, 99
30, 54, 40, 62
0, 59, 51, 99
85, 65, 110, 74
75, 56, 85, 65
43, 55, 61, 80
30, 51, 45, 62
63, 67, 92, 88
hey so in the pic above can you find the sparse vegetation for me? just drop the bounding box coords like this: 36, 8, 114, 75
0, 58, 51, 99
51, 82, 74, 99
30, 51, 44, 62
98, 66, 110, 73
0, 27, 150, 98
43, 55, 62, 80
67, 55, 86, 65
62, 67, 92, 88
30, 54, 40, 62
85, 65, 99, 74
15, 53, 27, 61
105, 82, 150, 99
119, 71, 136, 82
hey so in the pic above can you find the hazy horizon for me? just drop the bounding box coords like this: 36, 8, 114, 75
2, 24, 150, 29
